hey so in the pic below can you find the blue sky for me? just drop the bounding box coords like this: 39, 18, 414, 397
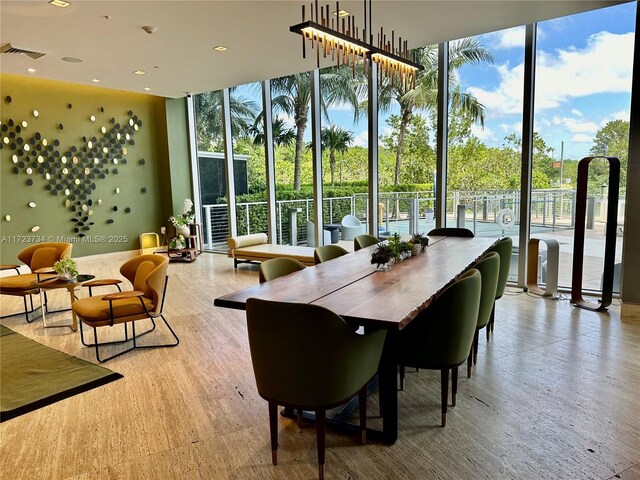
461, 1, 636, 160
236, 2, 636, 161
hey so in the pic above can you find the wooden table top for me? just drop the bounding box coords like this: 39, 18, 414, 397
214, 236, 498, 331
312, 237, 497, 330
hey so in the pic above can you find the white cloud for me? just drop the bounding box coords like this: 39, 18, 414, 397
571, 133, 593, 143
571, 109, 583, 117
466, 31, 634, 116
498, 121, 522, 134
601, 110, 630, 125
352, 130, 369, 147
470, 124, 497, 142
468, 63, 524, 115
552, 116, 599, 134
491, 27, 526, 49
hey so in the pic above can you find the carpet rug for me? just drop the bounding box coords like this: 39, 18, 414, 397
1, 324, 122, 422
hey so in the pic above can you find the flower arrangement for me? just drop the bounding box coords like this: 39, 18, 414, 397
169, 235, 186, 250
169, 198, 195, 228
53, 258, 78, 280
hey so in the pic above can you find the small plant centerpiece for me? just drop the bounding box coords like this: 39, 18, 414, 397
388, 233, 414, 261
370, 243, 394, 271
398, 240, 413, 260
411, 233, 429, 254
169, 198, 195, 238
387, 233, 402, 262
53, 258, 78, 281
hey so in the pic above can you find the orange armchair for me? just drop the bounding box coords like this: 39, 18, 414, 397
72, 254, 178, 362
0, 242, 72, 322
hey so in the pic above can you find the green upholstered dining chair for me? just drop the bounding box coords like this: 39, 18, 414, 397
467, 251, 500, 378
72, 254, 178, 362
486, 236, 513, 340
427, 227, 475, 237
0, 242, 73, 322
398, 269, 481, 427
258, 257, 306, 283
354, 234, 379, 251
246, 298, 386, 480
313, 244, 349, 264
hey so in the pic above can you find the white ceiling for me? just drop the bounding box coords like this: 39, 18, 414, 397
0, 1, 629, 98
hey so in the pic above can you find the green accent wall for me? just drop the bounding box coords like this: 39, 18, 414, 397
0, 74, 175, 262
165, 97, 193, 214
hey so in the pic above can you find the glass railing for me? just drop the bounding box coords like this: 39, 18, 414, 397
202, 188, 625, 292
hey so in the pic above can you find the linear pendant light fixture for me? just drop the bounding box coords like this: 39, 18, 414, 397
290, 0, 423, 89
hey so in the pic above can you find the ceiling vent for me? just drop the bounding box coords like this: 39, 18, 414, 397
0, 43, 45, 60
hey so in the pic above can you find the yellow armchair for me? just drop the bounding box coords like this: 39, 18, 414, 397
73, 254, 178, 362
0, 242, 72, 322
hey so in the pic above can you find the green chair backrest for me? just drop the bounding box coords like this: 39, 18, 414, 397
354, 234, 379, 251
259, 257, 306, 283
474, 252, 500, 329
490, 237, 512, 299
399, 269, 481, 368
427, 227, 474, 237
246, 299, 386, 408
314, 245, 349, 264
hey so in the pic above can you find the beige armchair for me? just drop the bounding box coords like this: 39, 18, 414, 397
73, 254, 178, 362
0, 242, 73, 322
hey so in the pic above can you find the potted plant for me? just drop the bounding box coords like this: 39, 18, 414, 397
387, 233, 402, 262
53, 258, 78, 281
370, 243, 394, 271
169, 234, 186, 250
411, 233, 429, 253
398, 241, 413, 260
169, 198, 195, 238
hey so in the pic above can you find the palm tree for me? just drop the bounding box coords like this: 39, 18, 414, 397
194, 89, 258, 151
378, 38, 493, 185
320, 126, 354, 186
269, 66, 365, 190
248, 116, 296, 147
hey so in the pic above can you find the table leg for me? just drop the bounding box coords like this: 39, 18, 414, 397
378, 328, 398, 445
68, 286, 78, 332
40, 289, 49, 327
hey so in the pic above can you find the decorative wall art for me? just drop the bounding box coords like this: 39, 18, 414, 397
1, 107, 145, 237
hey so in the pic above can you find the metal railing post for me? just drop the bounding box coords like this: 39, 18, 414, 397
203, 205, 212, 249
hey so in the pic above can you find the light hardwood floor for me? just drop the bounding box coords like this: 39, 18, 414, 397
1, 251, 639, 480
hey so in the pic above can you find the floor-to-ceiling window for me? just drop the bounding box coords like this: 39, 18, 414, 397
319, 64, 368, 243
188, 3, 635, 296
269, 72, 313, 245
193, 90, 225, 250
445, 30, 524, 281
378, 44, 439, 237
229, 83, 263, 239
531, 2, 635, 291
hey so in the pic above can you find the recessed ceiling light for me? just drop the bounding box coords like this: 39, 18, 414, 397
27, 68, 36, 73
133, 70, 146, 75
92, 78, 100, 83
144, 87, 151, 91
333, 9, 350, 17
213, 45, 228, 52
49, 0, 71, 7
62, 57, 83, 63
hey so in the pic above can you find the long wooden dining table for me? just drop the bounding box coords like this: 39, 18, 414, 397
214, 235, 499, 444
